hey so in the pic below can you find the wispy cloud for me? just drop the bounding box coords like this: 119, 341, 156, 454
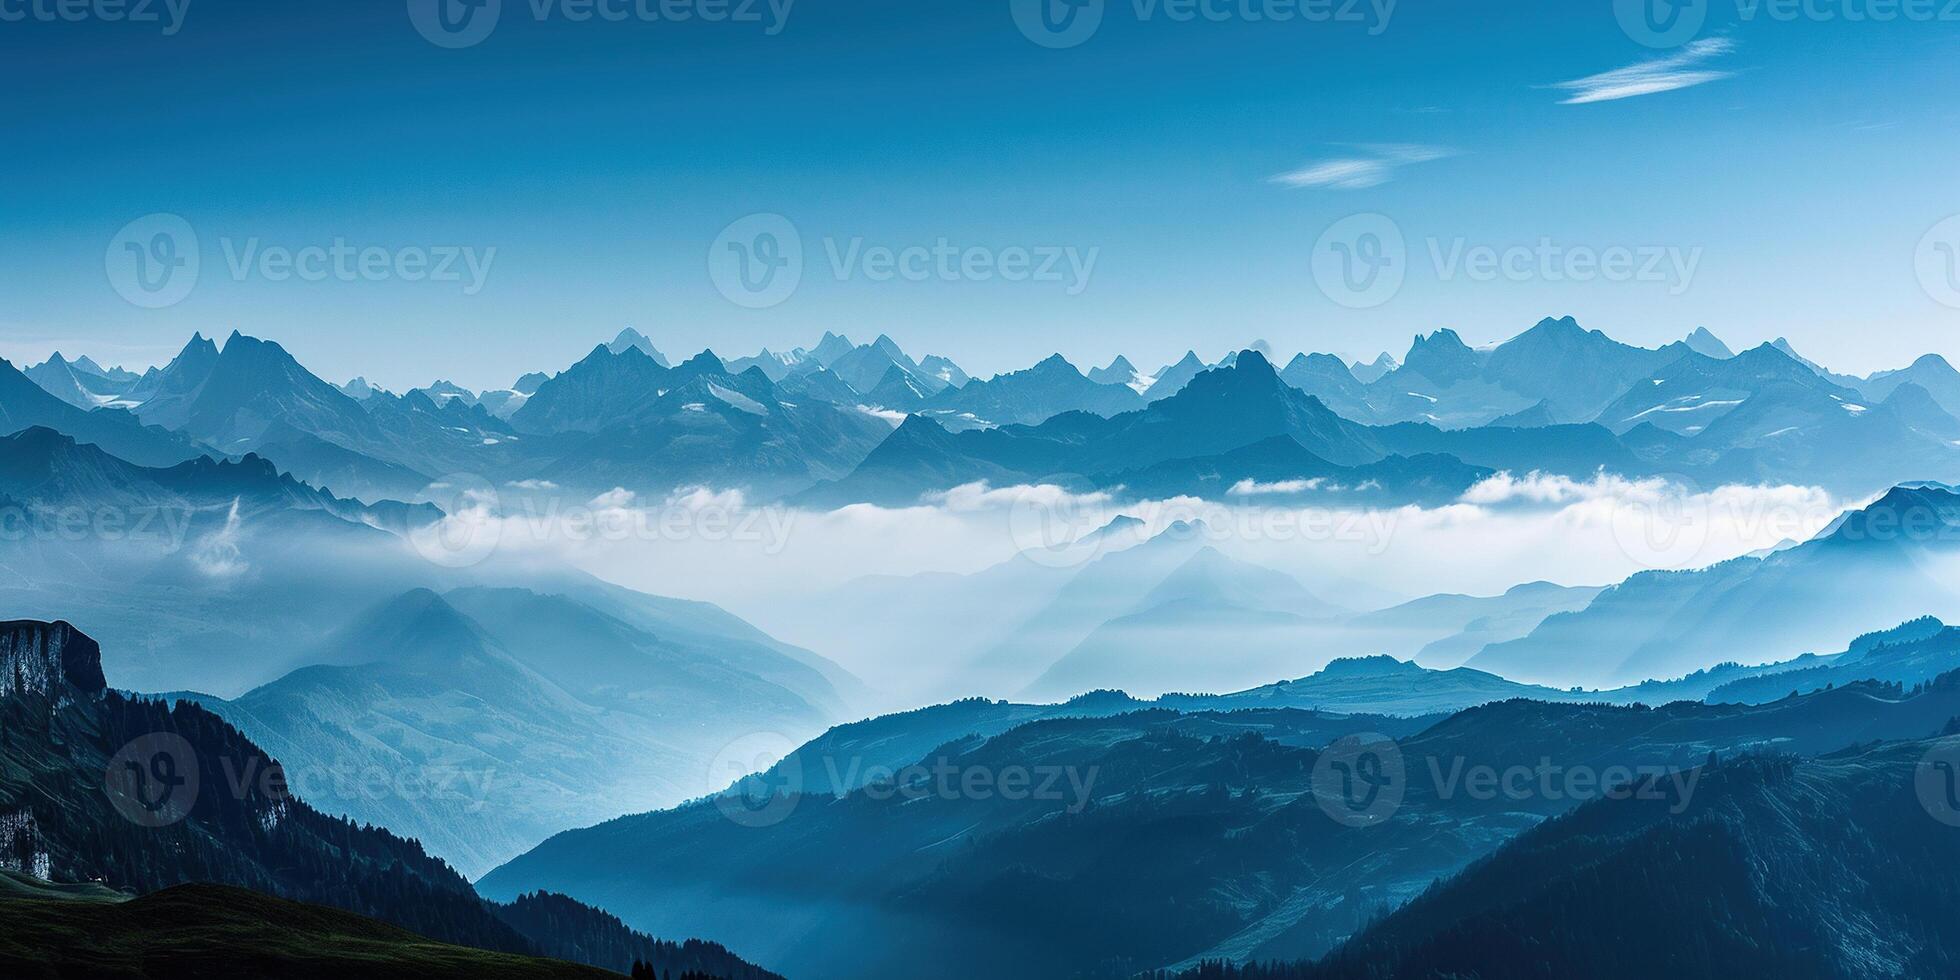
1553, 38, 1738, 105
1270, 143, 1454, 191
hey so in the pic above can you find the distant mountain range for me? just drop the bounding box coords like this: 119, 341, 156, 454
17, 318, 1960, 506
1470, 484, 1960, 687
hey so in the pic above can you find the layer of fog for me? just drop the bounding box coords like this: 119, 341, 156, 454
430, 473, 1859, 706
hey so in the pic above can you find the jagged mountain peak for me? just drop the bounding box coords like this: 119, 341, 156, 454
1227, 347, 1275, 374
1683, 326, 1735, 358
1412, 326, 1470, 349
606, 327, 670, 366
1027, 353, 1081, 374
678, 349, 728, 373
1401, 327, 1483, 386
1523, 314, 1587, 337
1816, 483, 1960, 546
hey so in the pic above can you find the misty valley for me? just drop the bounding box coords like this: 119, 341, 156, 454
8, 3, 1960, 977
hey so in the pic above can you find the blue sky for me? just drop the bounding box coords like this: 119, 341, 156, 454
2, 0, 1957, 390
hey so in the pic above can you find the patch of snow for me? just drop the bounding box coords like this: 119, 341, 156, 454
1621, 397, 1743, 424
1230, 478, 1327, 496
708, 382, 769, 416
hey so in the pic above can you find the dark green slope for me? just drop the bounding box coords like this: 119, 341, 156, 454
1299, 735, 1960, 980
0, 619, 778, 979
0, 882, 614, 979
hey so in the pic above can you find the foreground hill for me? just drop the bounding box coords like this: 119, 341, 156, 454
0, 619, 777, 979
481, 672, 1960, 978
1280, 735, 1960, 980
0, 882, 615, 980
